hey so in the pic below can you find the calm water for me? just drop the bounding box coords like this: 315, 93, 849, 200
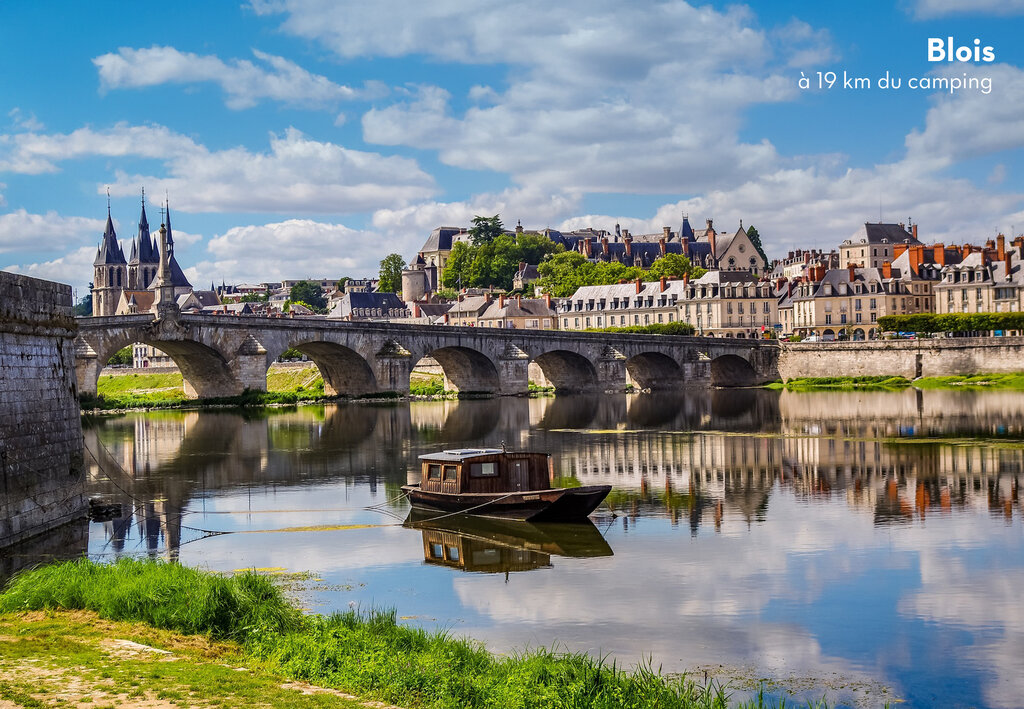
15, 390, 1024, 707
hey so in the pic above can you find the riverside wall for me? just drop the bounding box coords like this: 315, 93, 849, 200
0, 271, 86, 548
778, 337, 1024, 380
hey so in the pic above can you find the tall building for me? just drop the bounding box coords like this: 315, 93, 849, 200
91, 194, 192, 317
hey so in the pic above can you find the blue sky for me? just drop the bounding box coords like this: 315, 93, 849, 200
1, 0, 1022, 297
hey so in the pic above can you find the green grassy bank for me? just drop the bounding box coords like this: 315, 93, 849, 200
0, 558, 811, 709
776, 373, 1024, 392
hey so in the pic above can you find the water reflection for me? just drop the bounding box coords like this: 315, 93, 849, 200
404, 511, 613, 574
52, 388, 1024, 708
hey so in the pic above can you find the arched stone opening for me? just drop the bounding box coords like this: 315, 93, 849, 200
626, 352, 683, 391
852, 328, 866, 341
428, 346, 500, 395
532, 350, 599, 393
291, 341, 377, 396
710, 354, 758, 387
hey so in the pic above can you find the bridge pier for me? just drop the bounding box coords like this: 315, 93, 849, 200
374, 341, 414, 395
596, 347, 628, 392
498, 345, 530, 395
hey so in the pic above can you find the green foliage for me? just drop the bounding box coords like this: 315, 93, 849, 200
877, 312, 1024, 334
469, 214, 504, 246
106, 346, 133, 366
288, 281, 327, 313
73, 284, 93, 316
377, 253, 406, 294
585, 322, 697, 336
436, 287, 458, 300
0, 559, 301, 642
912, 373, 1024, 390
239, 292, 269, 303
745, 225, 768, 266
784, 376, 911, 392
410, 379, 446, 396
536, 251, 705, 298
442, 232, 563, 291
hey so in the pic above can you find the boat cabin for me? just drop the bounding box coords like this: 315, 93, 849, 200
417, 449, 552, 495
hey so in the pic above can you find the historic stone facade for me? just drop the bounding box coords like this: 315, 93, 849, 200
0, 271, 86, 548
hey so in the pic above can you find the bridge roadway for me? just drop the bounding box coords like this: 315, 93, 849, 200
73, 312, 780, 398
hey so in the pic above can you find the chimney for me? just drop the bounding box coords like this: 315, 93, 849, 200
414, 303, 421, 318
909, 245, 923, 275
912, 224, 918, 241
933, 244, 946, 266
986, 238, 996, 250
601, 237, 609, 256
444, 312, 450, 324
848, 263, 856, 282
544, 293, 552, 310
498, 293, 506, 308
882, 260, 892, 279
659, 237, 667, 256
660, 277, 667, 292
515, 221, 523, 234
683, 272, 690, 286
997, 234, 1006, 261
515, 294, 521, 308
680, 238, 689, 257
663, 226, 671, 240
484, 292, 492, 303
624, 235, 632, 258
458, 293, 464, 302
962, 244, 971, 258
519, 261, 526, 273
706, 219, 716, 257
635, 277, 642, 294
622, 229, 630, 239
894, 244, 908, 260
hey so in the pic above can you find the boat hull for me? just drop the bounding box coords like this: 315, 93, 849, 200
401, 484, 611, 522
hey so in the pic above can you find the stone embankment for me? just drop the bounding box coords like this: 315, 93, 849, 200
0, 271, 86, 549
778, 336, 1024, 380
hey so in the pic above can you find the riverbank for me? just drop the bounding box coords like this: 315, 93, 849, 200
777, 373, 1024, 392
0, 559, 781, 709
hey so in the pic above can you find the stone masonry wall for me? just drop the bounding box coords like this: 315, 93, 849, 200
0, 271, 86, 548
778, 337, 1024, 381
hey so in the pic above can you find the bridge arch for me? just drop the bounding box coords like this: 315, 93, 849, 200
91, 334, 240, 399
532, 350, 599, 393
710, 354, 758, 387
428, 346, 501, 394
626, 352, 683, 391
289, 340, 377, 396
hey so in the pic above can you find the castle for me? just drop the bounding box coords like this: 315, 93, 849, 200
91, 193, 193, 317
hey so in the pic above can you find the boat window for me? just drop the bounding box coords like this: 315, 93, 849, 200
447, 546, 460, 561
427, 464, 441, 480
430, 543, 444, 559
470, 462, 498, 477
443, 465, 458, 481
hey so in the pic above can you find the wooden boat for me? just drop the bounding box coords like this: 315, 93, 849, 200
401, 448, 610, 522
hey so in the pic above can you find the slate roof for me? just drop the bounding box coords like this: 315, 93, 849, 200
843, 223, 920, 246
479, 298, 557, 320
791, 267, 888, 302
420, 226, 464, 253
94, 211, 126, 266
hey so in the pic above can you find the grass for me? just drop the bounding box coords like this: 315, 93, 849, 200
783, 376, 911, 392
912, 373, 1024, 390
0, 559, 837, 709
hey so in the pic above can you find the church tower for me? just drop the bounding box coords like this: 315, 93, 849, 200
91, 201, 127, 317
128, 189, 159, 290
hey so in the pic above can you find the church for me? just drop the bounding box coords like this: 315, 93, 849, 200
91, 193, 197, 317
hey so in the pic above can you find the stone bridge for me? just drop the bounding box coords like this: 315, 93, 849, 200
73, 312, 780, 398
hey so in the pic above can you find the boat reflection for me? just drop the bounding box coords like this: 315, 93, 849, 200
403, 510, 613, 574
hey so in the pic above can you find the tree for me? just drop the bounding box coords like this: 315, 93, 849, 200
289, 281, 327, 313
378, 253, 406, 294
107, 346, 133, 366
646, 253, 697, 279
441, 233, 563, 291
239, 292, 268, 303
73, 284, 93, 316
469, 214, 504, 246
745, 225, 768, 265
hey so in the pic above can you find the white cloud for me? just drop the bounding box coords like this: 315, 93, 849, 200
3, 244, 98, 294
0, 122, 437, 214
7, 107, 44, 132
186, 219, 392, 285
260, 0, 820, 194
0, 123, 200, 174
0, 209, 106, 255
912, 0, 1024, 19
93, 46, 358, 110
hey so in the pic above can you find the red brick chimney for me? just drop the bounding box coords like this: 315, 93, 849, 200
933, 244, 946, 266
706, 219, 716, 257
443, 312, 450, 324
498, 293, 506, 308
962, 244, 971, 258
882, 260, 892, 279
660, 277, 667, 292
662, 226, 671, 240
848, 264, 856, 281
683, 272, 690, 286
624, 235, 633, 258
515, 294, 521, 308
635, 277, 642, 294
483, 292, 491, 303
414, 303, 421, 318
894, 244, 909, 260
544, 293, 552, 310
997, 234, 1006, 261
986, 238, 996, 250
584, 239, 593, 257
912, 223, 918, 241
659, 237, 667, 256
601, 237, 609, 256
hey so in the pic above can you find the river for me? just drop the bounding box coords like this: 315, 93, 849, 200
9, 389, 1024, 708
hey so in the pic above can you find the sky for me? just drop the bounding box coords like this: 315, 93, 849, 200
1, 0, 1023, 299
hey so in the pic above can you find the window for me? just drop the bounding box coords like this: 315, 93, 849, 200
854, 299, 861, 310
427, 464, 441, 480
634, 315, 640, 324
563, 318, 569, 328
856, 313, 862, 323
825, 314, 832, 324
443, 465, 457, 481
574, 317, 580, 328
668, 313, 674, 322
840, 313, 847, 324
430, 543, 444, 559
870, 298, 876, 309
585, 317, 591, 327
470, 462, 498, 477
596, 317, 602, 327
658, 313, 663, 323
